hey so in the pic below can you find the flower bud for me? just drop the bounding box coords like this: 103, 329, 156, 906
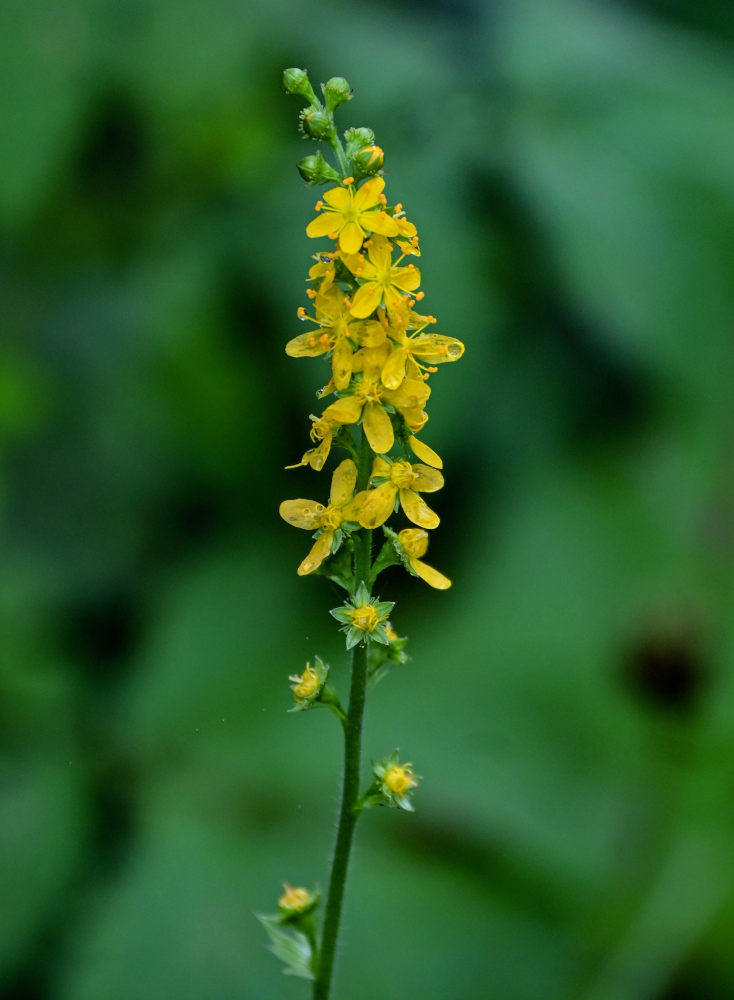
300, 106, 332, 140
282, 67, 317, 104
321, 76, 353, 112
352, 144, 384, 178
344, 126, 375, 161
297, 152, 342, 186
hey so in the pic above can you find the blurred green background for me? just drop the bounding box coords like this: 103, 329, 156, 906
3, 0, 734, 997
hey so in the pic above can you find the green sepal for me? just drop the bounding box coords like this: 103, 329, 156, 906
256, 914, 314, 980
374, 601, 394, 617
330, 606, 353, 624
314, 541, 352, 591
383, 524, 418, 577
345, 626, 363, 649
371, 624, 389, 645
368, 540, 401, 585
352, 580, 370, 605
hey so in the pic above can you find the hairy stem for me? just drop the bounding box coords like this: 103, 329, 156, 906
313, 434, 372, 1000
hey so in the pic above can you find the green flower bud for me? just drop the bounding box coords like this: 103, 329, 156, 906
352, 144, 384, 178
344, 127, 375, 160
321, 76, 353, 113
282, 67, 317, 104
296, 152, 341, 186
300, 106, 332, 140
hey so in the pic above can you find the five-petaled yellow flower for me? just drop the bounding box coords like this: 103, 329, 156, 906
306, 177, 399, 255
321, 373, 430, 455
279, 459, 363, 575
342, 236, 421, 319
358, 457, 444, 530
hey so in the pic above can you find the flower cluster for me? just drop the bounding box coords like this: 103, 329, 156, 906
279, 84, 464, 591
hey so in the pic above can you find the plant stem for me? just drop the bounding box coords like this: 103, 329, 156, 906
329, 128, 351, 180
313, 435, 372, 1000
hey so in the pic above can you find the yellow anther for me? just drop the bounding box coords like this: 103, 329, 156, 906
306, 288, 317, 298
297, 306, 307, 319
315, 200, 323, 211
415, 291, 425, 300
342, 176, 354, 185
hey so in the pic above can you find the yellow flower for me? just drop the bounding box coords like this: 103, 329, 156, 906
381, 327, 464, 390
306, 177, 399, 255
384, 762, 418, 796
285, 414, 336, 471
343, 236, 421, 319
278, 884, 314, 912
289, 663, 320, 699
349, 603, 381, 632
358, 456, 444, 530
398, 528, 451, 589
286, 287, 385, 390
279, 459, 363, 575
321, 374, 430, 454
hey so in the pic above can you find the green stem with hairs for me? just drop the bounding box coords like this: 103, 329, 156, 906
313, 432, 373, 1000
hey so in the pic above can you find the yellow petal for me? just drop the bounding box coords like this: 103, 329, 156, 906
384, 377, 430, 409
298, 531, 334, 575
321, 395, 363, 425
306, 213, 341, 239
400, 406, 428, 432
365, 237, 392, 270
411, 334, 465, 363
411, 464, 444, 493
370, 456, 391, 479
391, 263, 421, 292
305, 437, 331, 471
407, 435, 443, 469
331, 336, 353, 390
279, 499, 324, 529
410, 556, 451, 590
398, 527, 429, 558
285, 331, 329, 357
322, 186, 351, 210
352, 176, 385, 211
350, 282, 383, 319
380, 347, 407, 390
399, 489, 439, 529
361, 210, 399, 238
362, 402, 394, 454
330, 458, 358, 506
354, 320, 386, 348
358, 482, 398, 529
342, 489, 368, 521
339, 221, 366, 255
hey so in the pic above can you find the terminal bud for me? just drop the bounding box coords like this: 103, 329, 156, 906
282, 67, 317, 104
321, 76, 353, 112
